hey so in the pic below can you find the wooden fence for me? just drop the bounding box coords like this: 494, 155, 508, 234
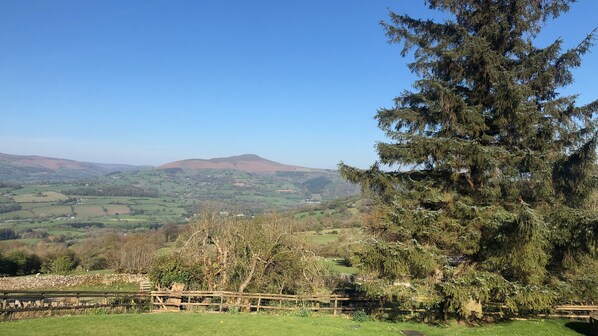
1, 289, 597, 321
150, 291, 351, 315
149, 291, 598, 319
0, 291, 150, 319
550, 305, 598, 319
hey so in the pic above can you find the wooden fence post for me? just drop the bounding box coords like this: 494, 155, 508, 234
219, 292, 223, 312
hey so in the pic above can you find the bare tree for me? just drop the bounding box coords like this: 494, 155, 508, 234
107, 232, 161, 273
179, 212, 328, 294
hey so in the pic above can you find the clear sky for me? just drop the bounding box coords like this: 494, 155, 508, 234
1, 0, 597, 169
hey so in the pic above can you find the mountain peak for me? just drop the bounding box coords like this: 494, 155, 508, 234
211, 154, 264, 162
236, 154, 263, 160
159, 154, 312, 173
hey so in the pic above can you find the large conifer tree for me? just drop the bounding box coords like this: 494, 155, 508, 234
340, 0, 597, 318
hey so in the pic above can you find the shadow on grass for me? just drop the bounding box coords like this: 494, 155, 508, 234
333, 259, 351, 267
564, 321, 594, 336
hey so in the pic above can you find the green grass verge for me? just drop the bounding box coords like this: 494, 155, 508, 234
0, 313, 590, 336
322, 258, 357, 274
306, 234, 339, 244
36, 281, 139, 292
68, 269, 116, 276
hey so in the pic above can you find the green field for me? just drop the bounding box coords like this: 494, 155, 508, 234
301, 228, 360, 245
0, 168, 357, 224
307, 233, 343, 244
11, 191, 69, 203
0, 313, 589, 336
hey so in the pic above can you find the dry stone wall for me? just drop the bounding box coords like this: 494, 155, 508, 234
0, 273, 149, 291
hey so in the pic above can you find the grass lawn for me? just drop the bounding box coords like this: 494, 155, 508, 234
322, 258, 358, 274
0, 313, 591, 336
306, 234, 339, 244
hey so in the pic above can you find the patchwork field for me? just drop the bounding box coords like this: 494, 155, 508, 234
0, 169, 362, 252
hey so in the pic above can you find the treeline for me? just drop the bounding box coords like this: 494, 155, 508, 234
0, 181, 22, 189
302, 176, 330, 194
0, 203, 21, 214
64, 185, 159, 197
0, 228, 177, 276
0, 246, 78, 276
54, 197, 77, 205
0, 222, 181, 276
0, 250, 42, 276
65, 222, 105, 229
1, 213, 336, 297
0, 228, 18, 240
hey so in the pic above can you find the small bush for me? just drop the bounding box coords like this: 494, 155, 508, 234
149, 254, 202, 289
296, 308, 312, 317
0, 250, 42, 276
87, 308, 110, 315
46, 251, 79, 274
352, 310, 374, 323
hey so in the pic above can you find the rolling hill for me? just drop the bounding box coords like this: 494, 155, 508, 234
159, 154, 313, 173
0, 152, 360, 239
0, 153, 323, 182
0, 152, 143, 182
0, 151, 359, 214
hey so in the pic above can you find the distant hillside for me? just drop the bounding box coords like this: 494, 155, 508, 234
0, 153, 360, 229
159, 154, 314, 173
0, 153, 144, 182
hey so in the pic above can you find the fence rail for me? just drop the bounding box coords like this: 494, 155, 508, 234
150, 290, 351, 315
1, 289, 597, 321
550, 305, 598, 319
0, 290, 150, 316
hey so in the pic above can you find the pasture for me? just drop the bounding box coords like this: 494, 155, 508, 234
11, 191, 69, 203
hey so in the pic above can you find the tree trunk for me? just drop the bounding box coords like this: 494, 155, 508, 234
238, 255, 258, 293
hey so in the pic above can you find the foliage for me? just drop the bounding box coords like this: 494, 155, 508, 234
107, 232, 162, 273
64, 185, 159, 198
173, 212, 330, 294
340, 0, 597, 320
149, 254, 202, 289
71, 236, 115, 271
0, 250, 42, 276
295, 308, 312, 318
45, 250, 79, 274
0, 228, 18, 240
160, 222, 181, 242
0, 202, 21, 214
352, 309, 374, 323
302, 176, 331, 194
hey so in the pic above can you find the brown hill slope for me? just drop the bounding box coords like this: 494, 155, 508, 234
159, 154, 314, 173
0, 152, 97, 170
0, 152, 143, 182
0, 152, 140, 171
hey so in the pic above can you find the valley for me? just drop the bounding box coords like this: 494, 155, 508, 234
0, 153, 360, 245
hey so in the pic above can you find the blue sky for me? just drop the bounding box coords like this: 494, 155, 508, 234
1, 0, 597, 169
